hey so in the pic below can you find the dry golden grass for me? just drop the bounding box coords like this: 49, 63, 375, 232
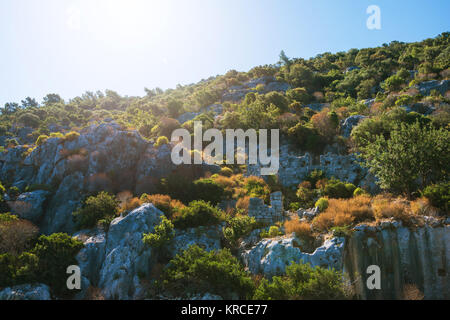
402, 284, 424, 300
410, 197, 439, 217
284, 218, 314, 241
122, 197, 143, 212
312, 196, 373, 232
372, 196, 412, 223
236, 196, 250, 214
141, 194, 185, 218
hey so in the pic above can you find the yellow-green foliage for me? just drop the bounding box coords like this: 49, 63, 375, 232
155, 136, 169, 148
50, 132, 64, 139
64, 131, 80, 142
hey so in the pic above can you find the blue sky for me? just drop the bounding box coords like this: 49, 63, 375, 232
1, 0, 449, 106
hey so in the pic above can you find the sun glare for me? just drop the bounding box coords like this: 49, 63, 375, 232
76, 0, 171, 44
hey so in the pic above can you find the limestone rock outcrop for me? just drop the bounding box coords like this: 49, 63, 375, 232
241, 236, 345, 277
0, 284, 51, 300
344, 221, 449, 300
98, 204, 164, 300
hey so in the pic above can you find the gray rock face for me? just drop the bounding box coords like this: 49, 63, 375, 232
8, 190, 50, 223
168, 225, 223, 258
0, 284, 51, 300
344, 221, 450, 300
75, 228, 107, 288
341, 115, 367, 138
416, 79, 449, 96
177, 112, 201, 124
241, 236, 345, 277
0, 122, 216, 235
40, 172, 84, 234
98, 204, 164, 300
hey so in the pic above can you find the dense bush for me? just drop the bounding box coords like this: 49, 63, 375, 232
172, 200, 225, 229
72, 191, 119, 229
140, 193, 185, 219
142, 215, 175, 248
321, 179, 356, 199
243, 176, 270, 199
253, 262, 349, 300
223, 215, 258, 246
160, 245, 255, 299
31, 233, 84, 298
422, 182, 449, 214
0, 233, 83, 298
192, 178, 227, 205
0, 214, 38, 256
313, 196, 373, 232
315, 198, 329, 212
360, 122, 449, 196
260, 226, 283, 238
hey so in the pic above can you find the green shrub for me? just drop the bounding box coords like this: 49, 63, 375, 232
219, 167, 233, 177
173, 200, 225, 229
296, 186, 317, 209
142, 215, 175, 248
331, 225, 353, 238
315, 198, 329, 212
72, 192, 119, 229
155, 136, 169, 148
289, 202, 301, 212
0, 253, 16, 287
422, 182, 449, 214
32, 233, 83, 298
192, 178, 226, 205
253, 262, 349, 300
0, 182, 5, 195
36, 135, 49, 146
223, 215, 258, 246
322, 179, 355, 199
261, 226, 283, 238
244, 176, 270, 199
353, 187, 368, 197
161, 245, 255, 299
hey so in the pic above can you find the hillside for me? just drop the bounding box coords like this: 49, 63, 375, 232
0, 33, 449, 300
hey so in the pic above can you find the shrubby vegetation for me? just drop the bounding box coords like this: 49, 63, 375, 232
72, 191, 119, 229
0, 232, 83, 298
253, 262, 349, 300
0, 33, 448, 300
142, 215, 175, 248
158, 245, 255, 299
172, 200, 225, 229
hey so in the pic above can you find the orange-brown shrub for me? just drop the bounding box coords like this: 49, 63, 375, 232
298, 181, 312, 189
140, 194, 185, 219
402, 284, 424, 300
284, 218, 314, 241
312, 196, 373, 232
122, 197, 143, 212
410, 197, 438, 217
372, 196, 411, 223
0, 218, 39, 255
236, 196, 250, 214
